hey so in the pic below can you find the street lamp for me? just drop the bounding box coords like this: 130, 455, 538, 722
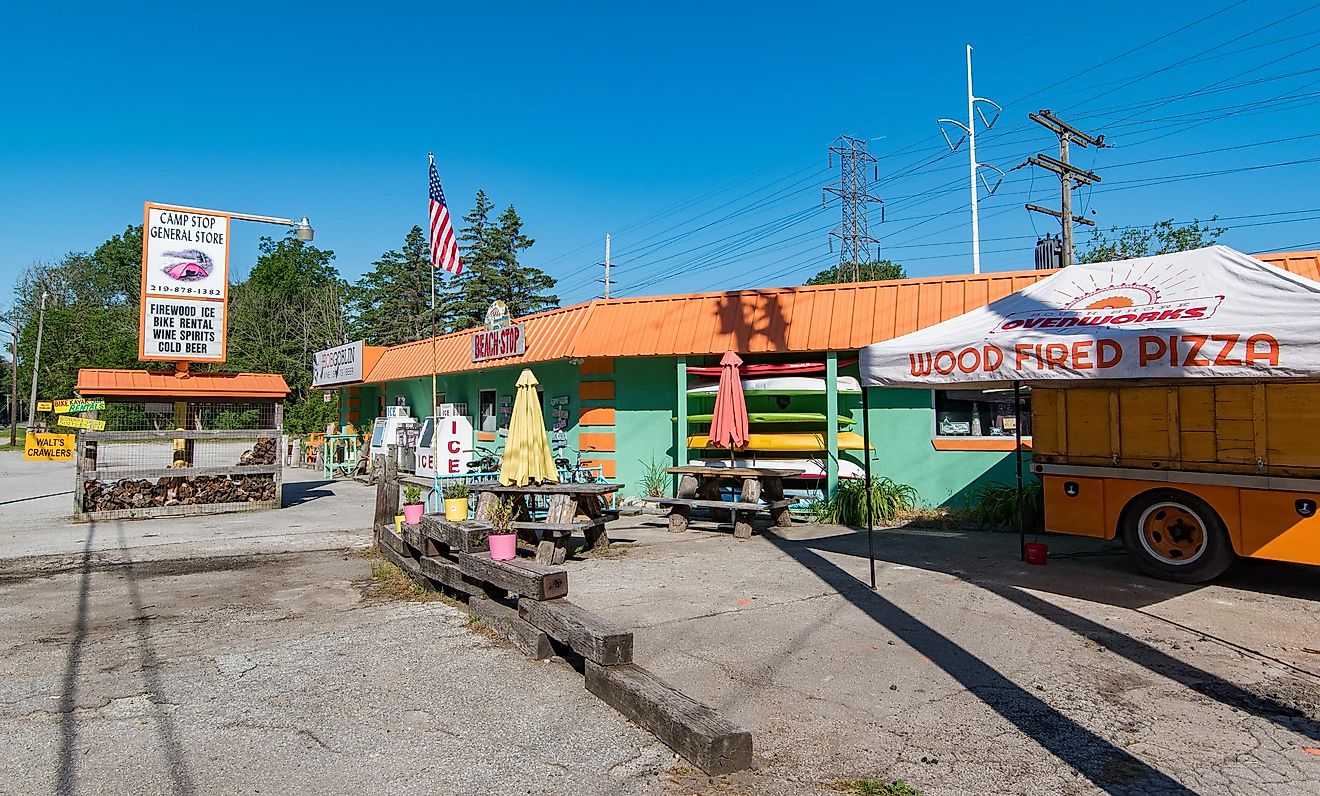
158, 204, 315, 241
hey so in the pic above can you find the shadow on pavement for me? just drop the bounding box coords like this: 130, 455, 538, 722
282, 479, 335, 508
1, 490, 73, 506
797, 527, 1320, 745
766, 530, 1200, 795
53, 521, 196, 794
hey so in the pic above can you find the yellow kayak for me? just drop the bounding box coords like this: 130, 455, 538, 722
688, 431, 871, 451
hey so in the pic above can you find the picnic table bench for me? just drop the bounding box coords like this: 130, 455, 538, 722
662, 466, 801, 539
472, 482, 622, 565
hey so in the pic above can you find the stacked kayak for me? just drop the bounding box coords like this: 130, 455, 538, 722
687, 376, 862, 396
687, 431, 871, 451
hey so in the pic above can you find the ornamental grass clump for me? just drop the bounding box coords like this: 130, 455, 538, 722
812, 477, 918, 527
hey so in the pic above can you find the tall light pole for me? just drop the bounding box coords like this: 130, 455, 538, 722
6, 314, 17, 445
151, 203, 314, 241
938, 44, 1004, 274
26, 290, 47, 428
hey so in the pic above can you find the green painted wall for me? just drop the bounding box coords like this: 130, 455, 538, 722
612, 357, 680, 495
355, 353, 1025, 506
856, 386, 1028, 508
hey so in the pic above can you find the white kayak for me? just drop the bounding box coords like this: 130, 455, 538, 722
686, 457, 866, 479
687, 375, 861, 395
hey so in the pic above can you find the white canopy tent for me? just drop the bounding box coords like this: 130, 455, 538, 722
850, 246, 1320, 580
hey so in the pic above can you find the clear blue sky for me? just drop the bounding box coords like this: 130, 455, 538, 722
4, 1, 1319, 312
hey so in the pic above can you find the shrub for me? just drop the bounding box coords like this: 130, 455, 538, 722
402, 484, 423, 505
484, 496, 518, 534
969, 480, 1043, 533
638, 457, 668, 498
812, 477, 918, 526
443, 482, 470, 500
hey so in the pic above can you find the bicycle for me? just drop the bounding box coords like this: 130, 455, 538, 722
553, 443, 601, 484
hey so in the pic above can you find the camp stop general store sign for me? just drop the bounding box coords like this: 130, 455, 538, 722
139, 203, 230, 363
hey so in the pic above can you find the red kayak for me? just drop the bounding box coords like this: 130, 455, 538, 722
686, 359, 856, 377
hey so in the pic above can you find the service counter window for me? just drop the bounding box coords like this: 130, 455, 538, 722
933, 388, 1032, 438
479, 389, 497, 432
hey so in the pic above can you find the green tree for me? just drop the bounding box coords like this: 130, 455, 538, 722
246, 235, 339, 297
12, 227, 146, 405
805, 259, 907, 285
450, 193, 558, 330
350, 225, 449, 345
1080, 218, 1227, 264
226, 233, 347, 433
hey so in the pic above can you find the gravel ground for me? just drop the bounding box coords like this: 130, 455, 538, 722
0, 544, 677, 796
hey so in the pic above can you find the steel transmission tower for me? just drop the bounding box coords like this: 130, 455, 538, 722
823, 135, 883, 280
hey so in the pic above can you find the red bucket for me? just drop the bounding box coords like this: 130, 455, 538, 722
1023, 542, 1048, 565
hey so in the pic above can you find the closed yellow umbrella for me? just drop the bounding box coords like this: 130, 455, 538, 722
499, 369, 559, 486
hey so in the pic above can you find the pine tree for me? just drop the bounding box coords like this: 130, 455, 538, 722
450, 192, 558, 329
350, 225, 448, 345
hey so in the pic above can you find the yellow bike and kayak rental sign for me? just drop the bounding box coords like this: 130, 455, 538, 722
56, 415, 107, 431
24, 433, 75, 462
53, 398, 105, 414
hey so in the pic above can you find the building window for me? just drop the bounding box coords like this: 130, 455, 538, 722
933, 388, 1032, 438
479, 389, 497, 432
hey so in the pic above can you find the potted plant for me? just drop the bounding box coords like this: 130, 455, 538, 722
486, 497, 518, 561
401, 484, 426, 525
443, 482, 470, 522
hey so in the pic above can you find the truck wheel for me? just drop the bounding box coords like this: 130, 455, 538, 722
1119, 490, 1235, 583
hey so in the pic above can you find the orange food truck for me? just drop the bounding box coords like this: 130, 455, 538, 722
859, 246, 1320, 582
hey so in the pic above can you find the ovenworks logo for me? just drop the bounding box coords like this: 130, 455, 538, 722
991, 275, 1224, 334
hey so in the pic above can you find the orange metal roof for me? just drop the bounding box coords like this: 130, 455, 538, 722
77, 369, 290, 399
364, 303, 594, 384
360, 250, 1318, 381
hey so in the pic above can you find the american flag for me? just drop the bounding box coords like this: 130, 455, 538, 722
428, 156, 463, 274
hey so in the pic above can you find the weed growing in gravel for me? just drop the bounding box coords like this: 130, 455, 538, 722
827, 778, 920, 796
368, 558, 444, 603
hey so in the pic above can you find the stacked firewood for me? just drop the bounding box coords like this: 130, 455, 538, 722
238, 437, 277, 465
82, 474, 277, 512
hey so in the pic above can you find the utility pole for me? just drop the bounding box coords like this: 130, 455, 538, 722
597, 233, 613, 299
26, 290, 47, 428
823, 135, 883, 280
1025, 109, 1105, 266
7, 315, 16, 446
937, 44, 1004, 275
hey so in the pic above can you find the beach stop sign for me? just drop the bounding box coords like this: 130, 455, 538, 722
472, 301, 527, 362
860, 246, 1320, 385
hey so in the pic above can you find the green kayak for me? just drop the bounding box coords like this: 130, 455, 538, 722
679, 412, 855, 426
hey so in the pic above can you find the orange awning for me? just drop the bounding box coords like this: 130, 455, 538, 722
76, 369, 289, 399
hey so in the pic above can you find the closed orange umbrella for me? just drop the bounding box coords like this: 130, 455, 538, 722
708, 351, 749, 462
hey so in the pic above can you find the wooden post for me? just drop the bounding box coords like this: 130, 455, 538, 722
677, 473, 699, 499
668, 503, 691, 533
578, 493, 610, 552
372, 454, 393, 542
540, 493, 578, 565
762, 477, 792, 528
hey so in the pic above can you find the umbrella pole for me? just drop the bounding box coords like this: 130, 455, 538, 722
862, 385, 876, 589
1014, 380, 1024, 561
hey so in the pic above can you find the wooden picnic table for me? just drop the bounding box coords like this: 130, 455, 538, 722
471, 482, 622, 565
661, 466, 801, 539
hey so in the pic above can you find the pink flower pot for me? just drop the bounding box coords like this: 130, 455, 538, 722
402, 503, 425, 525
489, 533, 517, 561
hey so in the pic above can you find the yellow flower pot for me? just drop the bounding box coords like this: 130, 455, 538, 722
393, 514, 403, 535
444, 498, 469, 522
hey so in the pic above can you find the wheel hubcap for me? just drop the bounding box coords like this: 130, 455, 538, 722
1138, 503, 1207, 565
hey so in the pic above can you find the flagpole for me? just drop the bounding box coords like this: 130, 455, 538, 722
428, 153, 439, 437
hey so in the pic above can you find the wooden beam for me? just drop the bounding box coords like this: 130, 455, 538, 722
450, 552, 569, 600
418, 515, 490, 554
584, 661, 752, 775
468, 596, 552, 660
518, 598, 632, 665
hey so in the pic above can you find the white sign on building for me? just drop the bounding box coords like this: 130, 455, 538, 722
312, 340, 365, 387
416, 414, 474, 478
139, 296, 227, 362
